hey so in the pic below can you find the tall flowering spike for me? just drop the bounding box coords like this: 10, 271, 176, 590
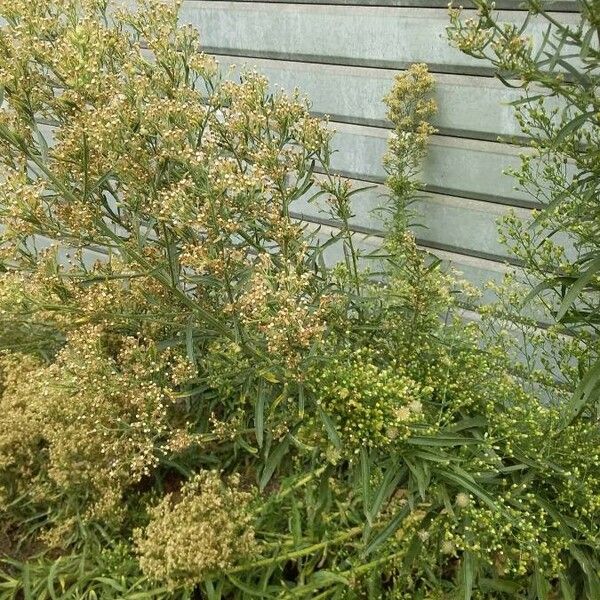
383, 63, 437, 235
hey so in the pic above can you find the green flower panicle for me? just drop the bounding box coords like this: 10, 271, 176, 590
134, 471, 258, 589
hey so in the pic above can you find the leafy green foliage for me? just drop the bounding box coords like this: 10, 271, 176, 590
448, 0, 600, 411
0, 1, 597, 598
448, 2, 600, 596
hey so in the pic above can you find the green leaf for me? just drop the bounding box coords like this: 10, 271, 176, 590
127, 592, 170, 600
521, 277, 565, 307
87, 170, 115, 197
569, 544, 600, 599
561, 358, 600, 428
347, 184, 378, 197
461, 551, 475, 600
437, 467, 505, 516
317, 407, 341, 449
556, 256, 600, 321
33, 124, 49, 164
402, 534, 422, 569
508, 93, 548, 107
185, 323, 195, 365
544, 24, 566, 70
558, 573, 576, 600
298, 384, 305, 418
255, 382, 267, 449
446, 416, 487, 432
92, 578, 125, 592
407, 434, 479, 447
21, 562, 32, 600
552, 111, 595, 149
204, 579, 222, 600
364, 503, 410, 556
309, 571, 350, 587
46, 559, 61, 600
368, 465, 405, 524
287, 161, 315, 202
405, 457, 430, 499
412, 449, 455, 464
237, 437, 259, 455
260, 435, 291, 491
360, 447, 372, 524
259, 370, 280, 384
479, 577, 521, 594
226, 575, 275, 598
534, 567, 550, 600
290, 496, 302, 544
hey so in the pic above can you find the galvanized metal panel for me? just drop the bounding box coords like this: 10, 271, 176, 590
199, 0, 579, 11
183, 2, 578, 74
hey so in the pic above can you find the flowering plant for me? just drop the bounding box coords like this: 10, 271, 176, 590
0, 1, 598, 598
448, 0, 600, 413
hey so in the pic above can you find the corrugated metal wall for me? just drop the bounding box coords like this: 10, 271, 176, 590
180, 1, 578, 295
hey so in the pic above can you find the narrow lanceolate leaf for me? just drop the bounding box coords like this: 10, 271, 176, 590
558, 573, 576, 600
437, 467, 506, 516
368, 465, 405, 524
226, 574, 275, 599
364, 503, 411, 556
22, 562, 31, 600
478, 577, 521, 594
260, 435, 291, 491
290, 496, 302, 544
407, 434, 479, 447
87, 170, 114, 197
569, 544, 600, 599
405, 456, 430, 499
255, 382, 267, 449
551, 111, 595, 149
33, 124, 49, 164
91, 577, 125, 592
317, 406, 341, 449
360, 448, 372, 524
556, 256, 600, 321
309, 570, 350, 587
461, 551, 475, 600
127, 591, 170, 600
521, 276, 566, 307
298, 384, 305, 418
446, 416, 487, 432
185, 322, 195, 364
46, 558, 62, 600
561, 358, 600, 428
534, 567, 550, 600
203, 579, 223, 600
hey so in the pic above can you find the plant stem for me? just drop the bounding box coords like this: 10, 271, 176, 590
225, 527, 363, 575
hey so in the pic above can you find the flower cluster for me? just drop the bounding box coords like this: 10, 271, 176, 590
448, 3, 534, 74
134, 471, 257, 588
0, 324, 194, 539
235, 254, 329, 370
309, 348, 426, 452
